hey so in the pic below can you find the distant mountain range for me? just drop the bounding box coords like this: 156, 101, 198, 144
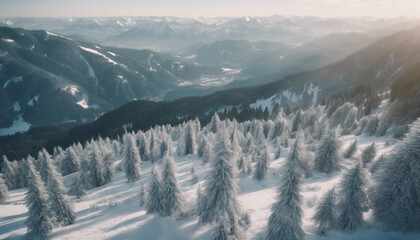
2, 16, 419, 51
0, 23, 385, 132
0, 26, 220, 131
1, 25, 420, 159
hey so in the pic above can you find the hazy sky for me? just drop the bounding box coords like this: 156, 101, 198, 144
1, 0, 419, 18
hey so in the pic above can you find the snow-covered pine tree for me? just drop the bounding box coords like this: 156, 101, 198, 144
0, 173, 8, 204
38, 148, 54, 183
369, 154, 386, 175
149, 130, 158, 161
270, 119, 286, 141
197, 136, 206, 157
15, 159, 28, 188
313, 187, 337, 235
60, 147, 80, 176
139, 184, 147, 207
292, 109, 303, 132
211, 213, 242, 240
138, 132, 151, 162
237, 155, 249, 174
336, 162, 369, 230
184, 122, 197, 155
361, 142, 376, 167
364, 116, 379, 136
46, 160, 76, 226
209, 112, 221, 133
1, 155, 16, 189
231, 131, 243, 162
314, 128, 342, 173
161, 156, 184, 216
103, 152, 114, 184
79, 153, 92, 190
266, 135, 304, 240
211, 213, 231, 240
25, 158, 53, 239
253, 122, 266, 145
146, 166, 165, 215
371, 119, 420, 232
89, 146, 106, 187
288, 131, 312, 178
160, 138, 171, 158
254, 144, 270, 180
201, 137, 213, 165
343, 139, 358, 159
191, 167, 199, 184
199, 129, 243, 239
69, 172, 87, 199
123, 134, 142, 182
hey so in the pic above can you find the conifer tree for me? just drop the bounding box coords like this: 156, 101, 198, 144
231, 131, 243, 158
161, 156, 184, 216
1, 155, 16, 189
237, 155, 249, 174
361, 142, 376, 167
343, 139, 358, 159
39, 148, 75, 226
245, 132, 255, 154
89, 146, 106, 187
184, 122, 197, 155
292, 110, 303, 132
369, 154, 386, 175
202, 137, 213, 165
371, 119, 420, 232
254, 144, 270, 180
270, 119, 286, 141
212, 213, 242, 240
139, 184, 147, 207
336, 163, 369, 230
209, 112, 221, 133
38, 148, 53, 183
46, 162, 76, 226
266, 135, 304, 240
138, 132, 151, 162
149, 130, 158, 162
25, 159, 53, 239
197, 136, 206, 157
313, 188, 337, 235
103, 152, 114, 184
60, 147, 80, 176
69, 172, 87, 199
290, 131, 312, 178
199, 129, 242, 238
0, 173, 8, 204
79, 154, 92, 190
123, 135, 142, 182
314, 129, 342, 173
160, 138, 171, 158
16, 159, 28, 188
146, 166, 165, 215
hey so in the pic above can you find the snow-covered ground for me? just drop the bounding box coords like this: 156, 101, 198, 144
1, 133, 418, 240
0, 115, 31, 136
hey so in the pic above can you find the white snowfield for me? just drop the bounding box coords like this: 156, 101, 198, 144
0, 133, 418, 240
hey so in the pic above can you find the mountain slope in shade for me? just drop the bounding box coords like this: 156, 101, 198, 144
0, 26, 208, 130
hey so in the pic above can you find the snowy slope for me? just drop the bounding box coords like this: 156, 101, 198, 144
1, 133, 418, 240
